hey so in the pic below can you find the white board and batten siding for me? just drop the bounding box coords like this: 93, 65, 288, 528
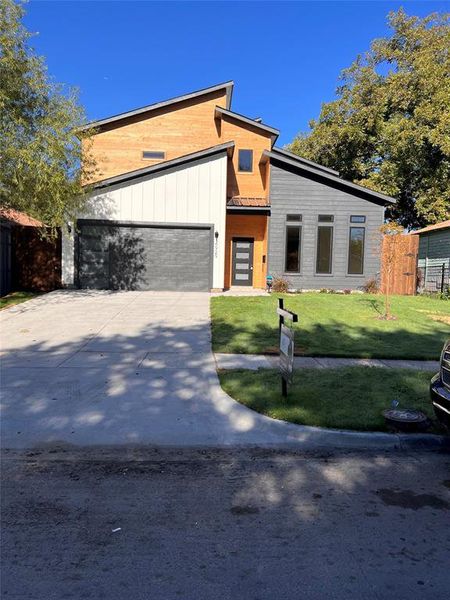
62, 153, 228, 289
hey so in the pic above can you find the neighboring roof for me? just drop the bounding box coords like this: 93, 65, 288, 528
263, 149, 395, 205
0, 207, 43, 227
214, 106, 279, 144
227, 197, 270, 207
81, 81, 234, 132
410, 220, 450, 235
91, 142, 235, 190
272, 147, 339, 176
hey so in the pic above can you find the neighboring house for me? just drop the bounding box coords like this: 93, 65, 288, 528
63, 81, 395, 291
411, 220, 450, 292
0, 208, 61, 296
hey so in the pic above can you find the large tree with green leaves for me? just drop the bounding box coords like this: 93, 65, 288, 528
0, 0, 96, 231
289, 9, 450, 228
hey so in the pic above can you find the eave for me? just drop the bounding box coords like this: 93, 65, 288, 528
262, 150, 395, 206
80, 81, 234, 132
214, 106, 279, 145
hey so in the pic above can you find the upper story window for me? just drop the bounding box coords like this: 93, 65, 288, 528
238, 149, 253, 173
286, 214, 302, 222
143, 151, 165, 160
350, 215, 366, 223
318, 214, 334, 223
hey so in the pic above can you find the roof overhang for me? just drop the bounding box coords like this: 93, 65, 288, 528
262, 150, 395, 206
271, 147, 339, 176
91, 141, 235, 191
80, 81, 234, 132
214, 106, 279, 145
226, 206, 271, 215
410, 220, 450, 235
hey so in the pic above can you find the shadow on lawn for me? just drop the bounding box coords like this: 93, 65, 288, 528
2, 292, 450, 599
211, 314, 448, 359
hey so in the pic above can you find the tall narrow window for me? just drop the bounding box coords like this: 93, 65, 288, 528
316, 226, 333, 274
238, 149, 253, 172
348, 227, 365, 274
285, 226, 301, 273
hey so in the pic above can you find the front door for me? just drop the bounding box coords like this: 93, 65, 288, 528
232, 238, 254, 286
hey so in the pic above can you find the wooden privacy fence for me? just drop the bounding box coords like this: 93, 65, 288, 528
380, 234, 419, 296
11, 226, 61, 292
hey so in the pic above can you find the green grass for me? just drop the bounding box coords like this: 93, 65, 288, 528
211, 293, 450, 359
0, 291, 39, 310
219, 367, 438, 432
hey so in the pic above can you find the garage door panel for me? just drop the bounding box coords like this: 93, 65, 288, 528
78, 223, 211, 291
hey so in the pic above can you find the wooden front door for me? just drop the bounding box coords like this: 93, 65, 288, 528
232, 238, 254, 286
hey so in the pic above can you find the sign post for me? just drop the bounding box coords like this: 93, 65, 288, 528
276, 298, 298, 398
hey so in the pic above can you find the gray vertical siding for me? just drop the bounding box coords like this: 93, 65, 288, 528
268, 163, 385, 290
417, 229, 450, 268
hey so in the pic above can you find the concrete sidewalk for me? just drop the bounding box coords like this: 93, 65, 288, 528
215, 353, 440, 371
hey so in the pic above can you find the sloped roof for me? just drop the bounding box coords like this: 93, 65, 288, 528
263, 149, 395, 206
80, 81, 234, 132
410, 220, 450, 235
272, 147, 339, 176
92, 142, 235, 190
0, 208, 43, 226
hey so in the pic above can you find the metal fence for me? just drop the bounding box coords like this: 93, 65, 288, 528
417, 263, 450, 294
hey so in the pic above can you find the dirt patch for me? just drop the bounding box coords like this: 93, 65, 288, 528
414, 309, 450, 325
430, 314, 450, 325
375, 488, 449, 511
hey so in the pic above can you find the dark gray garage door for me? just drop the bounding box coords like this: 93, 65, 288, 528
77, 221, 212, 291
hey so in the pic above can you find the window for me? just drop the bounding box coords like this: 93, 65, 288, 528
286, 214, 302, 222
348, 227, 365, 274
238, 149, 253, 172
316, 226, 333, 274
318, 214, 334, 223
350, 215, 366, 223
285, 226, 301, 273
142, 151, 165, 160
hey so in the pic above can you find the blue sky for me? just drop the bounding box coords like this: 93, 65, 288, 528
25, 0, 448, 145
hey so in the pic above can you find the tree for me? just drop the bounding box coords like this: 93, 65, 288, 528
0, 0, 96, 232
289, 9, 450, 228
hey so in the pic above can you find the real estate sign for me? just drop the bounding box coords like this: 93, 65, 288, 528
279, 324, 294, 385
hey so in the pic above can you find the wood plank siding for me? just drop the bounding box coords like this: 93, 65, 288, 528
85, 90, 272, 200
268, 163, 385, 290
84, 90, 228, 181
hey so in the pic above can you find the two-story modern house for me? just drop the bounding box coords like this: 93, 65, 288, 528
62, 81, 395, 291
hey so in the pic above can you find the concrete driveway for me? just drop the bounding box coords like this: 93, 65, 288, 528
0, 290, 437, 450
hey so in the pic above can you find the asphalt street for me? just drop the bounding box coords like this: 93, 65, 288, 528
2, 447, 449, 600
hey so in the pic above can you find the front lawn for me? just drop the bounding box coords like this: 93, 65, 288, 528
0, 291, 39, 310
211, 294, 450, 359
219, 367, 438, 432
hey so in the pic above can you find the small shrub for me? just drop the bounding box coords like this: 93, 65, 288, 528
319, 288, 329, 294
362, 278, 379, 294
271, 276, 291, 293
343, 289, 352, 295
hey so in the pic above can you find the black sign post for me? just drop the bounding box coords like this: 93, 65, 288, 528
277, 298, 298, 397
